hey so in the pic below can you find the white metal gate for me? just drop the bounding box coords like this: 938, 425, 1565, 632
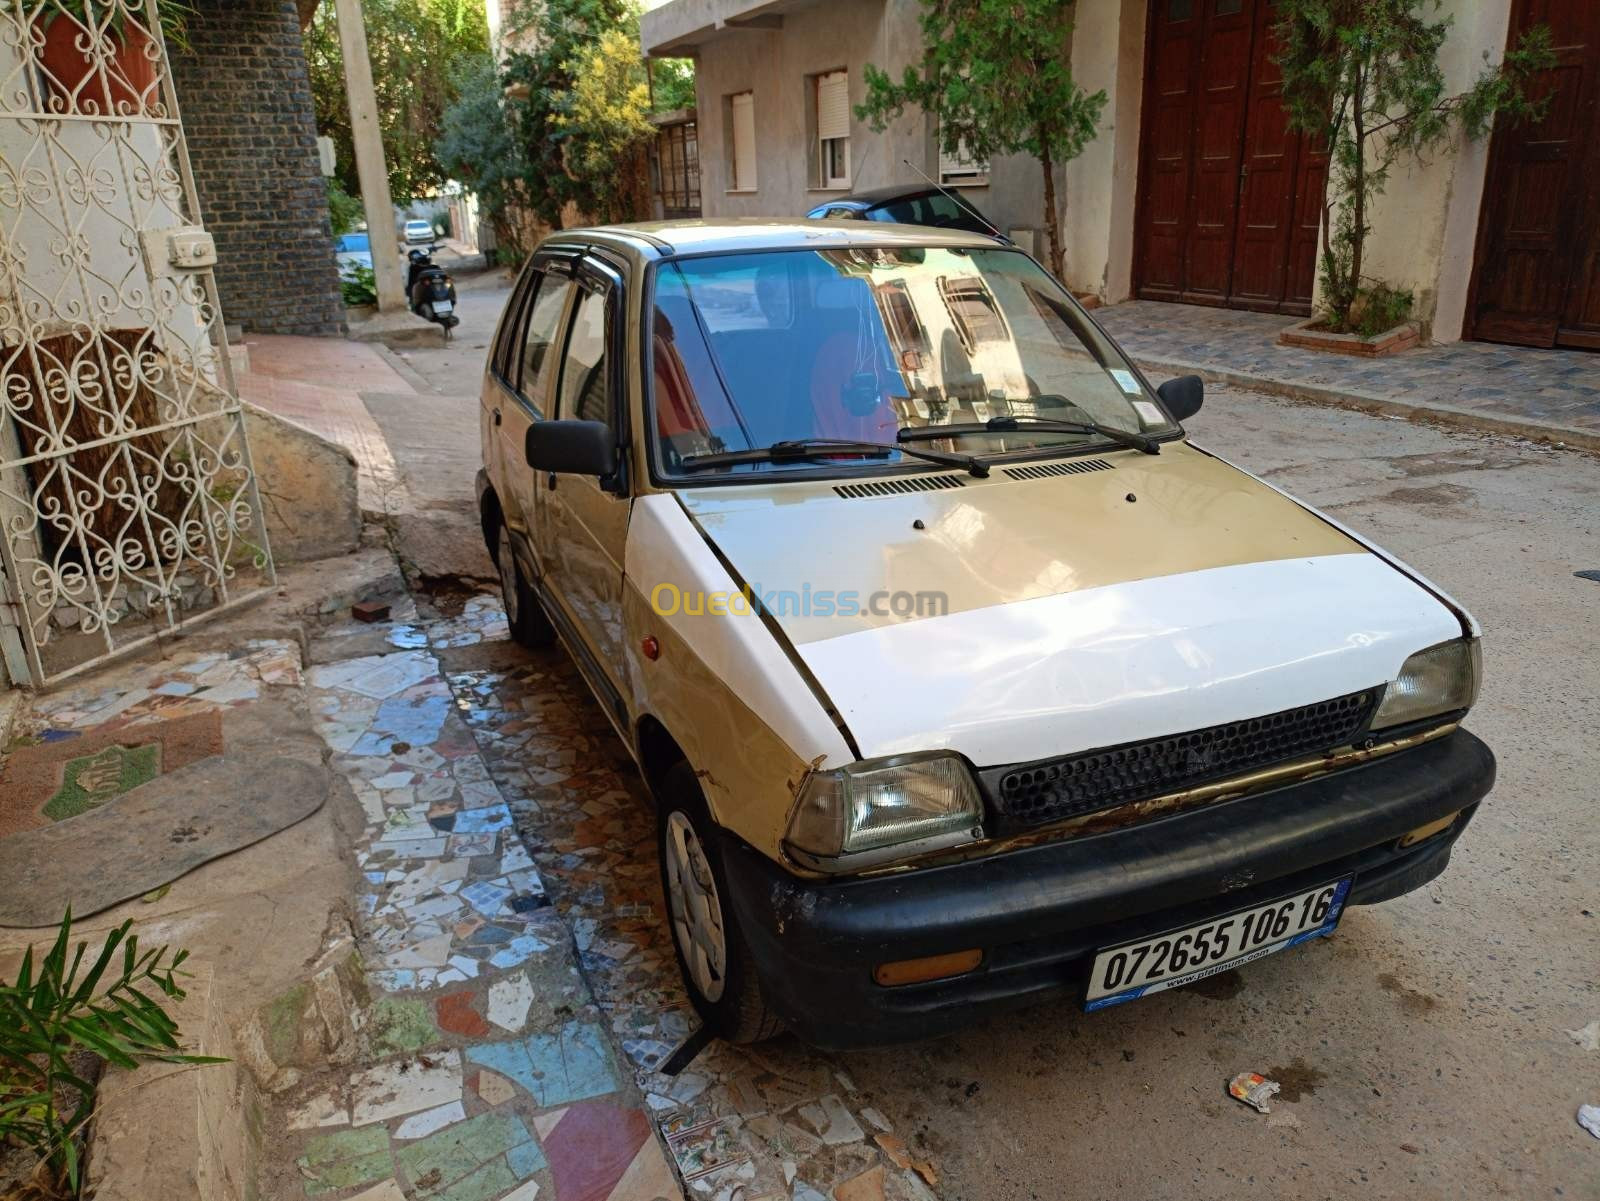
0, 0, 274, 687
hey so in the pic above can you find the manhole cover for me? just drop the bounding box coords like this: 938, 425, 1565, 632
1576, 570, 1600, 583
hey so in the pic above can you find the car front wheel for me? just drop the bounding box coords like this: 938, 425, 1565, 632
496, 523, 554, 648
658, 762, 783, 1043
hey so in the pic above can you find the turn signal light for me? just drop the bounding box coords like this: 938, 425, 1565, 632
873, 948, 983, 987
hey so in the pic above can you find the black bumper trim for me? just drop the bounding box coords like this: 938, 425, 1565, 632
719, 729, 1494, 1049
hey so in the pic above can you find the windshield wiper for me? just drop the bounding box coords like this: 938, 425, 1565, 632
898, 414, 1160, 455
678, 438, 991, 477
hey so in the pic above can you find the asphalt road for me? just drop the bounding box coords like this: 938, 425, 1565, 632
388, 273, 1600, 1200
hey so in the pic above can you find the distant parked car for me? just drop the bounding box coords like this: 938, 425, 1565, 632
332, 231, 372, 278
404, 218, 435, 244
805, 184, 1002, 238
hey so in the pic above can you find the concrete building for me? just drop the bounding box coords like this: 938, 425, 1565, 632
640, 0, 1600, 350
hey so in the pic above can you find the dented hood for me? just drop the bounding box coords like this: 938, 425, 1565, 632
677, 444, 1462, 765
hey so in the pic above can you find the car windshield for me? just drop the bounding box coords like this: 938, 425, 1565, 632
336, 233, 370, 252
648, 246, 1176, 478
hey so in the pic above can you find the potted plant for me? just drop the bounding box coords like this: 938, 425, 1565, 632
32, 0, 194, 117
1272, 0, 1552, 356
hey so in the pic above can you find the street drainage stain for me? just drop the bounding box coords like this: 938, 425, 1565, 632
1262, 1058, 1327, 1103
1378, 972, 1439, 1016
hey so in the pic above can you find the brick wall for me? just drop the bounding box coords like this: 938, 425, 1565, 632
169, 0, 346, 336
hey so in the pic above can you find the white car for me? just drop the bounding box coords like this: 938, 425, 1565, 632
475, 221, 1495, 1049
404, 219, 435, 244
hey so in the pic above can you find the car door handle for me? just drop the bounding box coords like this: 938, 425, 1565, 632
492, 407, 502, 426
547, 472, 557, 490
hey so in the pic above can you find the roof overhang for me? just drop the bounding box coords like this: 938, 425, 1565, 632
640, 0, 827, 56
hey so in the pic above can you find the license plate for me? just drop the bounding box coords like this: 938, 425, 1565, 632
432, 299, 453, 313
1085, 878, 1351, 1010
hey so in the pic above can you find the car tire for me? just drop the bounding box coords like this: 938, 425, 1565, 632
658, 760, 784, 1044
496, 522, 555, 649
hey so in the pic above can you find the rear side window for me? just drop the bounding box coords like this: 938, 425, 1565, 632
519, 277, 572, 413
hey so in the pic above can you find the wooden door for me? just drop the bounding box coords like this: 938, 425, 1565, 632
1134, 0, 1321, 314
1469, 0, 1600, 349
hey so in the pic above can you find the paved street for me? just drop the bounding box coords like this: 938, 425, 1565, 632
377, 278, 1600, 1199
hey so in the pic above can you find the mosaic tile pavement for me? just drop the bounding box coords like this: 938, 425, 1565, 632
435, 599, 940, 1201
1096, 299, 1600, 436
278, 594, 678, 1201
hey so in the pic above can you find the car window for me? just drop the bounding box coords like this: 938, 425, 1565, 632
556, 287, 611, 427
519, 275, 573, 413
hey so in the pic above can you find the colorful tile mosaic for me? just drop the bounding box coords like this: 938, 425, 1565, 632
280, 600, 678, 1201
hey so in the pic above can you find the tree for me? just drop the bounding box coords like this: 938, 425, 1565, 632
500, 0, 654, 228
855, 0, 1105, 281
650, 57, 696, 114
1275, 0, 1553, 332
436, 54, 530, 252
305, 0, 489, 204
560, 28, 656, 223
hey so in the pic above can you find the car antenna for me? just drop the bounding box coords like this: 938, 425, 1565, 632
900, 156, 1007, 242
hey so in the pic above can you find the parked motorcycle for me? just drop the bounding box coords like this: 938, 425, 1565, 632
406, 245, 459, 338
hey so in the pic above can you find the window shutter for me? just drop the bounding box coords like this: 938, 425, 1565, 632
940, 138, 987, 182
816, 71, 849, 142
731, 92, 756, 189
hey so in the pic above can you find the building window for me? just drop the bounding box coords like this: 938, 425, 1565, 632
939, 137, 989, 187
727, 92, 756, 191
814, 70, 850, 189
937, 274, 1007, 356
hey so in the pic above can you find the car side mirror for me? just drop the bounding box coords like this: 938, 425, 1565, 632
1157, 374, 1204, 422
525, 419, 617, 480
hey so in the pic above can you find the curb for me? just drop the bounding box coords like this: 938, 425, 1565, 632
1132, 353, 1600, 456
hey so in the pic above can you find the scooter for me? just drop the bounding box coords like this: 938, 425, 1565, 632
406, 245, 459, 338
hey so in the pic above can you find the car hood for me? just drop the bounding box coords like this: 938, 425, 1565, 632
675, 443, 1464, 765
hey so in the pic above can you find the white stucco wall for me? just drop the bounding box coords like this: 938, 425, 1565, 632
1307, 0, 1513, 338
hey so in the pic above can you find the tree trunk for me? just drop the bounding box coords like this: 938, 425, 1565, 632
1040, 144, 1063, 281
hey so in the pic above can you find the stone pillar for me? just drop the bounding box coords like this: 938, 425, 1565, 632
168, 0, 347, 336
332, 0, 407, 312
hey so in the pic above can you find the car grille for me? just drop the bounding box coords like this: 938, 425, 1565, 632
987, 689, 1380, 831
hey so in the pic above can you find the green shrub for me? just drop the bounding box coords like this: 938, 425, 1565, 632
342, 264, 378, 307
0, 911, 223, 1193
1351, 284, 1414, 338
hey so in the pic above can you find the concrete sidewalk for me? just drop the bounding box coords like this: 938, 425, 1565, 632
1097, 300, 1600, 451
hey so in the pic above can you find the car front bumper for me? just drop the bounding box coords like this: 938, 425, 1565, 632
717, 728, 1494, 1050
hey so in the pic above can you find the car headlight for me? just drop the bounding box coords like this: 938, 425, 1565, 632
1371, 638, 1480, 729
785, 752, 983, 869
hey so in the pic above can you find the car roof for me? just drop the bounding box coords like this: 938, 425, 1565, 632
554, 218, 1004, 258
821, 184, 944, 207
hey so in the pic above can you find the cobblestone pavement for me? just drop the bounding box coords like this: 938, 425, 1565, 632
1097, 300, 1600, 438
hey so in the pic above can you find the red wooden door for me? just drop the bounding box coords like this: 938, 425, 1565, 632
1469, 0, 1600, 348
1134, 0, 1321, 314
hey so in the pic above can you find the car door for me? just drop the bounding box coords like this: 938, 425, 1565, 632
537, 256, 631, 716
487, 255, 577, 571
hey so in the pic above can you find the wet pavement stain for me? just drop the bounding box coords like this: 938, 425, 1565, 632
1380, 482, 1476, 508
1377, 972, 1439, 1016
1262, 1058, 1327, 1103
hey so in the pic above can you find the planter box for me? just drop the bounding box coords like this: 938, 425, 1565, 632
1278, 317, 1420, 357
1073, 291, 1102, 311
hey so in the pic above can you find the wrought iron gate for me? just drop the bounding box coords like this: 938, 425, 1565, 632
0, 0, 274, 687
